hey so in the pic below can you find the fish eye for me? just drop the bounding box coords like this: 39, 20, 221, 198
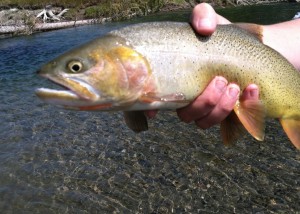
67, 61, 83, 73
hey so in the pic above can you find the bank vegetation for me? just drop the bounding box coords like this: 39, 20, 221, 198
0, 0, 290, 14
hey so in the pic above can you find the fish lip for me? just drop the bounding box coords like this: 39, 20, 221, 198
37, 72, 100, 101
35, 87, 80, 99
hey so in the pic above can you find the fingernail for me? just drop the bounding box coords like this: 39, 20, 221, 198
249, 88, 258, 98
228, 86, 240, 98
215, 78, 227, 91
197, 18, 212, 29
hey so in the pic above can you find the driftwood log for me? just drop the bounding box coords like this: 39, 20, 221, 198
0, 19, 111, 35
0, 4, 113, 36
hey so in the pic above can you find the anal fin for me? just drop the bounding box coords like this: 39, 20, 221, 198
221, 111, 247, 145
280, 119, 300, 149
234, 100, 266, 141
123, 111, 148, 133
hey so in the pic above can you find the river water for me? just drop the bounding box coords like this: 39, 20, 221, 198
0, 3, 299, 213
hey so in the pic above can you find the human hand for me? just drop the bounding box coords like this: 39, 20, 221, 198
145, 3, 259, 130
190, 3, 230, 36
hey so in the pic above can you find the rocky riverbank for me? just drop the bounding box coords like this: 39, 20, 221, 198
0, 7, 113, 37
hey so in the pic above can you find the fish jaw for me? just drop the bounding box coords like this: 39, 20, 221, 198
35, 87, 114, 110
35, 72, 114, 110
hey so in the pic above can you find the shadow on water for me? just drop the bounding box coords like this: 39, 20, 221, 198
128, 2, 300, 24
0, 2, 299, 213
218, 2, 300, 24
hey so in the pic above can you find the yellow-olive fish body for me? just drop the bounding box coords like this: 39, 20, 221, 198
36, 22, 300, 149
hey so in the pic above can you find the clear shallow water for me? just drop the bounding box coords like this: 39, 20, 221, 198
0, 3, 299, 213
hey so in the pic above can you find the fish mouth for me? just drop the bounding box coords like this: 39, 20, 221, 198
35, 73, 103, 108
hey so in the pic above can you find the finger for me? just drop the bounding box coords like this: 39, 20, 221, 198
216, 14, 231, 25
195, 84, 240, 129
144, 110, 158, 119
240, 84, 259, 101
191, 3, 218, 36
177, 76, 228, 123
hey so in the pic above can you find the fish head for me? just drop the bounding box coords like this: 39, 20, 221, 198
36, 35, 152, 110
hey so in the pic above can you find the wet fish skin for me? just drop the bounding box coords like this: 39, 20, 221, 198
36, 22, 300, 149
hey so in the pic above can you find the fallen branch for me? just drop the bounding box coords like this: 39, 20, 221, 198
36, 5, 69, 23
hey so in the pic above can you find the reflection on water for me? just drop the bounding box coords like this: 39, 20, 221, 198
0, 3, 299, 213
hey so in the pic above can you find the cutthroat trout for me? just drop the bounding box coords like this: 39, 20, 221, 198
36, 22, 300, 149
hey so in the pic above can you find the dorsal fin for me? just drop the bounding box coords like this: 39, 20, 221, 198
235, 23, 263, 42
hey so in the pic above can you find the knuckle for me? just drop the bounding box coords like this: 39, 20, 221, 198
177, 111, 191, 123
204, 97, 219, 109
195, 120, 212, 130
219, 103, 234, 114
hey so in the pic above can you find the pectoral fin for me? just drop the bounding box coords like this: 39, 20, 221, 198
221, 111, 247, 145
280, 119, 300, 149
123, 111, 148, 133
140, 92, 186, 103
233, 100, 266, 141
